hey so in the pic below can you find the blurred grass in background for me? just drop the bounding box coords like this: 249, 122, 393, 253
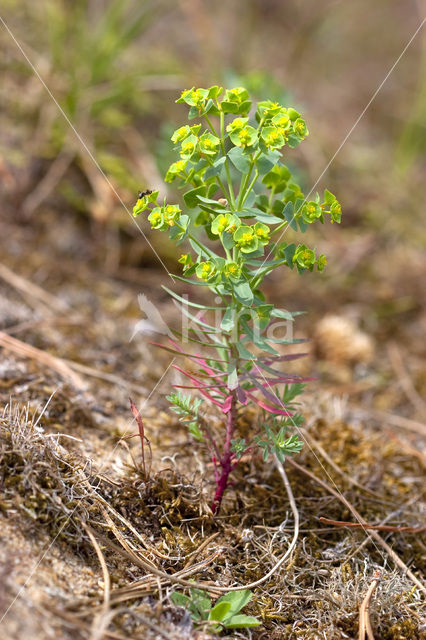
0, 0, 425, 246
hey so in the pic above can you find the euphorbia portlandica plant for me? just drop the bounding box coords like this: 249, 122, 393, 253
133, 86, 342, 514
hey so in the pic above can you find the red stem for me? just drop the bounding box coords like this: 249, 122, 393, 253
211, 391, 237, 515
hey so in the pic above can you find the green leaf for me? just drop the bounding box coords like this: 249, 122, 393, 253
244, 207, 283, 224
216, 590, 252, 616
271, 308, 295, 321
188, 105, 199, 119
236, 341, 254, 359
323, 188, 336, 205
183, 186, 207, 208
282, 383, 306, 403
256, 149, 281, 175
224, 614, 261, 629
170, 592, 191, 608
238, 100, 252, 115
221, 306, 235, 332
234, 281, 254, 306
162, 286, 225, 311
197, 195, 223, 206
262, 164, 291, 191
288, 107, 301, 121
189, 588, 212, 619
221, 100, 239, 114
227, 146, 251, 173
205, 156, 226, 179
287, 133, 301, 148
227, 360, 238, 389
283, 201, 297, 230
208, 601, 231, 622
208, 85, 222, 99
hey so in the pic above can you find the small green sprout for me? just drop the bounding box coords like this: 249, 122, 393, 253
170, 588, 261, 633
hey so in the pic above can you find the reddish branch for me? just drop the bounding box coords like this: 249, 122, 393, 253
319, 517, 426, 533
211, 391, 238, 515
129, 397, 151, 480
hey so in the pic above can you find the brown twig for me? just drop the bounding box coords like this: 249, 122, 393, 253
82, 523, 111, 640
21, 150, 74, 216
0, 262, 68, 314
387, 341, 426, 416
63, 358, 148, 395
182, 532, 220, 569
0, 330, 85, 389
287, 458, 426, 595
319, 517, 426, 533
353, 407, 426, 437
359, 571, 381, 640
128, 398, 151, 480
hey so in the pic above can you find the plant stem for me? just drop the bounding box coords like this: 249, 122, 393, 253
219, 111, 236, 209
240, 168, 259, 207
211, 390, 237, 514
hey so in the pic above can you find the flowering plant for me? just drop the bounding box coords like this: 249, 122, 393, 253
133, 86, 342, 514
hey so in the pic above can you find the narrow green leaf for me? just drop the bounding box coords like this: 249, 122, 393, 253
162, 286, 225, 310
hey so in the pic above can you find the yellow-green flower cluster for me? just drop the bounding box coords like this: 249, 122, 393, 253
194, 259, 243, 283
226, 117, 257, 148
292, 244, 327, 272
165, 159, 187, 183
195, 260, 217, 281
233, 223, 270, 253
132, 189, 159, 217
211, 213, 241, 235
256, 103, 309, 150
148, 204, 181, 230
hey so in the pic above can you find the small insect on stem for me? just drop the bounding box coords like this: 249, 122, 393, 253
138, 189, 153, 199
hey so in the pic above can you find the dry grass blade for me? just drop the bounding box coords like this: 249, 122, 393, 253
0, 330, 85, 389
301, 427, 389, 500
354, 407, 426, 437
387, 341, 426, 416
287, 458, 426, 595
21, 150, 75, 216
128, 398, 151, 480
63, 359, 148, 395
93, 462, 300, 597
319, 517, 426, 533
344, 493, 422, 563
358, 571, 381, 640
98, 506, 224, 593
82, 523, 111, 640
0, 262, 68, 313
182, 532, 220, 569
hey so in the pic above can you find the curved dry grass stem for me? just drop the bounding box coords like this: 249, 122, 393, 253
387, 341, 426, 416
82, 523, 111, 640
89, 459, 299, 596
214, 455, 300, 592
358, 571, 381, 640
